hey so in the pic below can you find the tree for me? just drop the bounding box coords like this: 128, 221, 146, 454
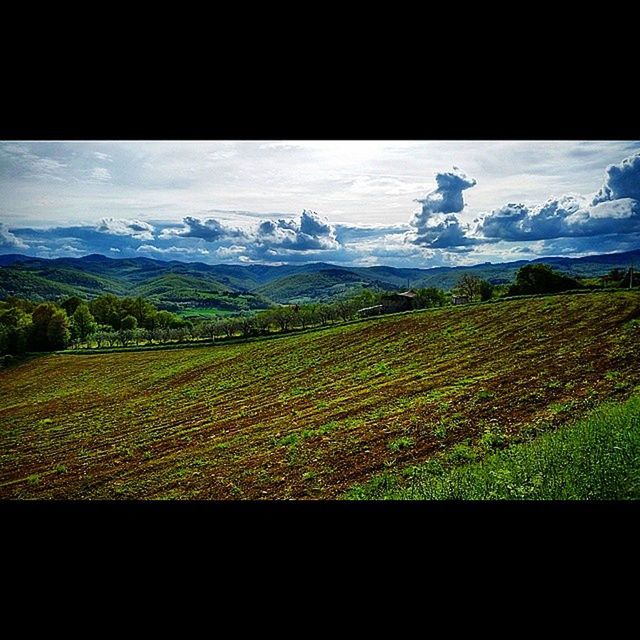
117, 329, 134, 347
479, 280, 494, 301
415, 287, 446, 308
89, 294, 121, 329
92, 326, 114, 349
0, 307, 31, 355
455, 274, 483, 301
121, 296, 157, 328
72, 304, 97, 343
47, 310, 70, 350
508, 264, 581, 296
61, 296, 84, 317
239, 316, 256, 338
156, 310, 180, 329
316, 305, 332, 326
297, 306, 316, 329
120, 314, 138, 330
272, 307, 295, 332
201, 321, 217, 341
168, 327, 191, 342
30, 303, 59, 350
335, 299, 358, 322
254, 313, 271, 335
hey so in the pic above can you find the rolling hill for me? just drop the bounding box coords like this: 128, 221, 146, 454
255, 268, 394, 303
2, 290, 639, 499
0, 248, 639, 308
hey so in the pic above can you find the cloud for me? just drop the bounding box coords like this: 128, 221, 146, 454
137, 245, 211, 256
90, 167, 112, 182
0, 143, 67, 180
592, 152, 640, 204
4, 148, 639, 268
59, 244, 84, 254
477, 174, 640, 243
163, 210, 340, 259
477, 195, 586, 241
215, 245, 247, 258
422, 151, 640, 247
93, 152, 112, 162
415, 168, 477, 217
253, 210, 339, 252
0, 223, 29, 249
409, 167, 478, 248
96, 218, 155, 240
334, 223, 409, 243
162, 216, 245, 242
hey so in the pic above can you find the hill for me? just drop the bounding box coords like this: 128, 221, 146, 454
1, 249, 639, 305
1, 290, 639, 499
255, 268, 394, 303
1, 249, 639, 308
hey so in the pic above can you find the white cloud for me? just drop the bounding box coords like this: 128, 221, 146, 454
3, 141, 640, 268
215, 245, 246, 258
0, 223, 28, 249
136, 245, 210, 256
90, 167, 112, 182
96, 218, 155, 240
59, 244, 84, 253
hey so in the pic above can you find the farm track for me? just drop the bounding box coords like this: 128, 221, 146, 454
1, 292, 640, 499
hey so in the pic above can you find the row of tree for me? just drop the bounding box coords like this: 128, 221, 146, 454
2, 264, 634, 359
0, 295, 190, 357
0, 286, 450, 355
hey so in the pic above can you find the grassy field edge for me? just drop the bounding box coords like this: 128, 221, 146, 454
345, 391, 640, 500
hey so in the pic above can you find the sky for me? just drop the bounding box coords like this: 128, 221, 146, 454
1, 140, 639, 268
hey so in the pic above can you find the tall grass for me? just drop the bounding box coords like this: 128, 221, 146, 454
347, 393, 640, 500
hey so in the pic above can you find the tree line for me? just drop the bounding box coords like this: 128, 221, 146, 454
0, 287, 447, 357
0, 294, 190, 358
1, 264, 635, 361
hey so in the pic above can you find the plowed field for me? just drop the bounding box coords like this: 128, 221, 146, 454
2, 291, 639, 499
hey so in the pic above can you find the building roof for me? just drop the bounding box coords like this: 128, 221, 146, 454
382, 290, 417, 300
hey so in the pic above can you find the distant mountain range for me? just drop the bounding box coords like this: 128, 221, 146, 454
1, 249, 639, 310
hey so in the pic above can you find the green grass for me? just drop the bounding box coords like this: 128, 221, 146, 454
176, 308, 238, 318
346, 393, 640, 500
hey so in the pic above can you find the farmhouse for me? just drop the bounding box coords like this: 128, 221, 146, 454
357, 305, 383, 318
380, 290, 417, 313
452, 295, 470, 305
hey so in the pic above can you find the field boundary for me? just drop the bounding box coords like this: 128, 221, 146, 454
34, 287, 640, 357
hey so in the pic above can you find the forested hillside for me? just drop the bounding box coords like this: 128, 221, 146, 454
1, 249, 639, 310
